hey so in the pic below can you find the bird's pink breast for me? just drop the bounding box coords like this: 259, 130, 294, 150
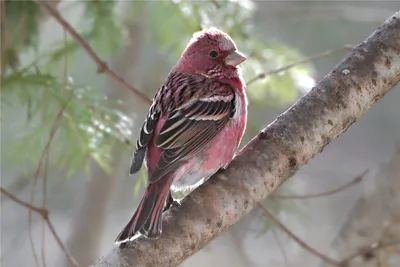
200, 117, 245, 170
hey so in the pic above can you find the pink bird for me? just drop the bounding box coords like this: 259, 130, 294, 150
115, 28, 247, 244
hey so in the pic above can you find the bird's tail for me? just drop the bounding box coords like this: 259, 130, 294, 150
115, 176, 174, 244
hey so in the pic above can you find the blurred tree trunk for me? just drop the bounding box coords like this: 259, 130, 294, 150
62, 18, 147, 267
62, 160, 118, 267
324, 146, 400, 267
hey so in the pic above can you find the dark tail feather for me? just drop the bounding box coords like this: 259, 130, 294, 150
115, 177, 173, 244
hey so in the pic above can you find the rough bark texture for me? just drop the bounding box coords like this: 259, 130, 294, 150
93, 12, 400, 267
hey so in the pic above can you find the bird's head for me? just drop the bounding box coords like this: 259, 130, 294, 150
177, 28, 247, 81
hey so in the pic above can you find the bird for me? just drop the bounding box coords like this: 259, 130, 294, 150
115, 27, 248, 245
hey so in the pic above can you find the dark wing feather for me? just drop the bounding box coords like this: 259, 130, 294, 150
149, 93, 235, 183
129, 102, 160, 175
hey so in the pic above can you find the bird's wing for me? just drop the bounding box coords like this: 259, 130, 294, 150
129, 100, 161, 175
149, 82, 236, 184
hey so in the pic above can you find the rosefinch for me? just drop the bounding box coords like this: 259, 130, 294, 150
115, 28, 247, 244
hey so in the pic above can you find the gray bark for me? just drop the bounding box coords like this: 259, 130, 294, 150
93, 12, 400, 267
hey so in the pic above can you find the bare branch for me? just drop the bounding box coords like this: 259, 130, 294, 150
41, 151, 50, 267
0, 187, 80, 267
28, 64, 75, 267
28, 67, 71, 267
246, 45, 354, 86
257, 203, 341, 266
270, 170, 367, 200
93, 12, 400, 267
259, 204, 400, 267
0, 187, 48, 215
271, 226, 290, 267
45, 218, 80, 267
340, 239, 400, 266
34, 0, 152, 104
328, 150, 400, 266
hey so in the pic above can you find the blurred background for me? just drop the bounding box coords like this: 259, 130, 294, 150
1, 1, 400, 267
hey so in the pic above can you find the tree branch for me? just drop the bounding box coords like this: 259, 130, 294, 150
269, 170, 367, 200
34, 0, 152, 105
0, 187, 48, 215
271, 228, 290, 267
0, 187, 80, 267
28, 66, 71, 267
258, 203, 400, 267
257, 203, 341, 266
93, 12, 400, 267
246, 45, 354, 86
340, 239, 400, 266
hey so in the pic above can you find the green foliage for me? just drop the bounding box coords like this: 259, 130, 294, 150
45, 1, 125, 68
142, 1, 200, 57
2, 0, 132, 175
2, 67, 133, 175
2, 0, 41, 70
83, 0, 125, 54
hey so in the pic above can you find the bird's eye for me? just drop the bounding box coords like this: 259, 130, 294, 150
209, 50, 218, 58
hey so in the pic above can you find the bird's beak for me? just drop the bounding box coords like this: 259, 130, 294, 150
225, 50, 247, 67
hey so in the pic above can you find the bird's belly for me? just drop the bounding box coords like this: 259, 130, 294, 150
170, 121, 242, 191
171, 165, 219, 191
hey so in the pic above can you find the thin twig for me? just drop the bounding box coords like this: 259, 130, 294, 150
270, 170, 367, 200
45, 219, 79, 267
271, 228, 290, 267
257, 203, 341, 266
340, 239, 400, 266
34, 0, 152, 104
340, 225, 400, 265
38, 30, 70, 267
0, 187, 48, 215
247, 45, 354, 86
0, 187, 80, 267
0, 0, 6, 81
63, 28, 68, 90
41, 151, 50, 267
29, 65, 73, 267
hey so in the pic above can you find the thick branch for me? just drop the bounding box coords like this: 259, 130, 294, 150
94, 12, 400, 267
